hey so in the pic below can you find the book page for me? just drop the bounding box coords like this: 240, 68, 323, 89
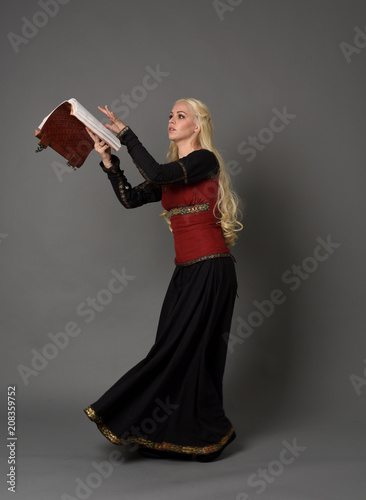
68, 99, 121, 152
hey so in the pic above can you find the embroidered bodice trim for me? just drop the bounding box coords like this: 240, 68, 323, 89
166, 202, 210, 219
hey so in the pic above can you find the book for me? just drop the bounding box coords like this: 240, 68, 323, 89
35, 98, 121, 169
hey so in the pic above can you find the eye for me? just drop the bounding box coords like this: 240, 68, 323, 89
178, 114, 185, 119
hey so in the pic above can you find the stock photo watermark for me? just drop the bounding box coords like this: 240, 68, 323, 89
237, 106, 297, 162
213, 0, 244, 22
6, 386, 17, 493
17, 268, 135, 386
0, 233, 9, 244
349, 358, 366, 396
51, 63, 170, 182
7, 0, 72, 54
235, 438, 307, 499
224, 234, 341, 353
109, 64, 170, 121
339, 24, 366, 63
61, 397, 180, 500
225, 159, 243, 177
52, 160, 77, 182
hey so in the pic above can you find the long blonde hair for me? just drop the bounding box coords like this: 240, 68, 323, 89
162, 97, 243, 246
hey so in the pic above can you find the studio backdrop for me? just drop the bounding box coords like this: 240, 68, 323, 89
1, 0, 365, 496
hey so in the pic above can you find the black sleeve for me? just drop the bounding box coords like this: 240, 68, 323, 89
100, 155, 162, 209
118, 128, 219, 185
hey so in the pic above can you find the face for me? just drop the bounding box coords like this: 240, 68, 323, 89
168, 101, 199, 144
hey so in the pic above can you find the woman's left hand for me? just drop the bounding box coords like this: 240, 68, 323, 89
98, 105, 126, 134
85, 127, 112, 163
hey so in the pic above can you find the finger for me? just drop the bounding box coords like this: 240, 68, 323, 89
105, 106, 115, 118
85, 127, 97, 141
87, 128, 103, 145
97, 145, 111, 156
96, 136, 110, 147
97, 105, 108, 116
108, 110, 117, 121
104, 105, 114, 121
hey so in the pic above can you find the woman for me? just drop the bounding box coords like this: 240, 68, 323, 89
84, 98, 242, 462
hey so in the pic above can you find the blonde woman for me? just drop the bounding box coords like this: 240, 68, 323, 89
84, 98, 242, 462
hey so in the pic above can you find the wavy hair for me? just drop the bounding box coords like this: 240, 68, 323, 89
161, 97, 243, 246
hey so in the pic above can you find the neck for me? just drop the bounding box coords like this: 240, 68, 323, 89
177, 139, 200, 159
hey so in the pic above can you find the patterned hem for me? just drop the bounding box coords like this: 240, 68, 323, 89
84, 405, 235, 455
175, 252, 232, 267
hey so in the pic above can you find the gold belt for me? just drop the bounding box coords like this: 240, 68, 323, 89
167, 202, 209, 219
175, 253, 233, 267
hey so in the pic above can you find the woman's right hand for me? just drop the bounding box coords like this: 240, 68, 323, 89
85, 128, 113, 168
98, 105, 126, 135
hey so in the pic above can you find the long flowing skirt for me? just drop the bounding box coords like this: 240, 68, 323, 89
84, 256, 237, 459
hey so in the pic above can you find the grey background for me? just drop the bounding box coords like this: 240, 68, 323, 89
1, 0, 365, 499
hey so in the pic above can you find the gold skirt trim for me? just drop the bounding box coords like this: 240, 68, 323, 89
84, 405, 234, 455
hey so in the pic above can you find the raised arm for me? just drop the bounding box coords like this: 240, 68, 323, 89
100, 155, 161, 209
85, 126, 161, 209
117, 127, 219, 185
96, 104, 220, 185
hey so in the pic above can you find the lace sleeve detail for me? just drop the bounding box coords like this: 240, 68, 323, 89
100, 155, 162, 208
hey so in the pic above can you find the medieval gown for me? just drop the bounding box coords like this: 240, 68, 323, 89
84, 126, 238, 460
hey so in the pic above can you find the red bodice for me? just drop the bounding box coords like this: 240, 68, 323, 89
161, 177, 230, 265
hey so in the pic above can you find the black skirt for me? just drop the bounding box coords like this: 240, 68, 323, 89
84, 255, 238, 459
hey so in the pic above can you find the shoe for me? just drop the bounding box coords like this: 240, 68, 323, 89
137, 447, 169, 459
137, 446, 192, 460
194, 449, 223, 462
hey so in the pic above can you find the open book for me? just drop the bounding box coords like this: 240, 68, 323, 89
35, 98, 121, 169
